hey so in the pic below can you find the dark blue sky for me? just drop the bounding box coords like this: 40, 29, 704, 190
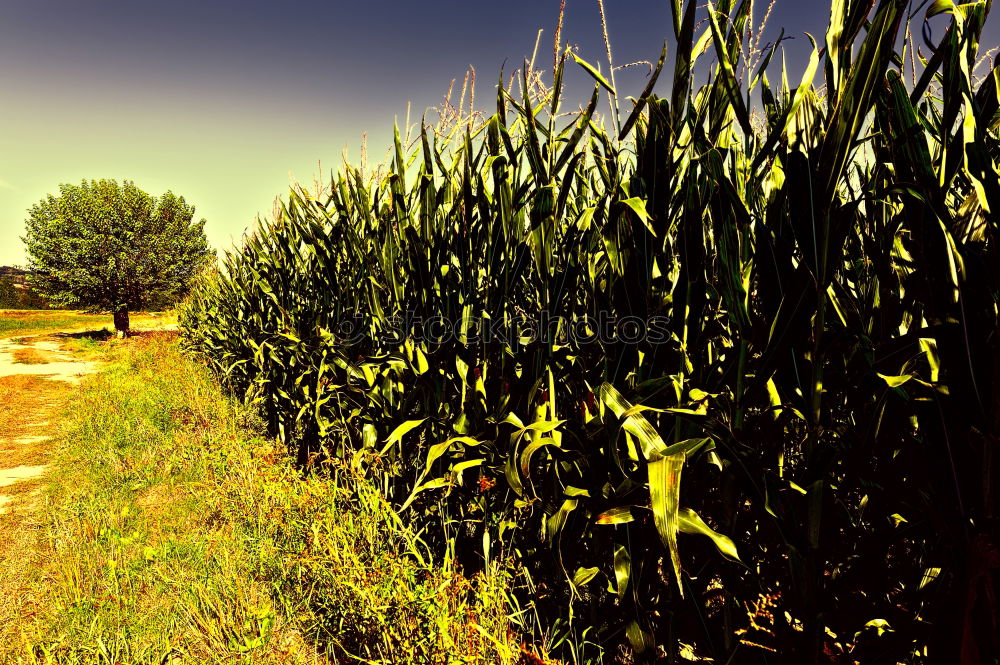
1, 1, 996, 263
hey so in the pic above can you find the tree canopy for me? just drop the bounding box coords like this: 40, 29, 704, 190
23, 179, 214, 332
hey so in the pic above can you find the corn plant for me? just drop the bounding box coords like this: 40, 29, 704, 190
181, 0, 1000, 661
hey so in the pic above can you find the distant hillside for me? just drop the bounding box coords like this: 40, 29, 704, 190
0, 266, 48, 309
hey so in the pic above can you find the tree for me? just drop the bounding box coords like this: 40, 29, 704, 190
22, 179, 214, 335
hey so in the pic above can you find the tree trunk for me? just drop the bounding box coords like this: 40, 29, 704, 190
114, 307, 130, 337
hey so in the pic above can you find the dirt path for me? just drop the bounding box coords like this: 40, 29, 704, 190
0, 335, 100, 517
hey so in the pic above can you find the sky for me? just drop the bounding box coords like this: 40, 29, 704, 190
1, 0, 997, 266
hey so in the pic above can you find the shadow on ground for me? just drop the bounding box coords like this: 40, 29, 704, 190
53, 329, 178, 342
52, 329, 114, 341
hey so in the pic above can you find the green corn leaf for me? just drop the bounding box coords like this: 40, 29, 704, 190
920, 338, 941, 383
625, 620, 654, 654
546, 498, 578, 541
614, 544, 631, 598
595, 506, 636, 525
452, 459, 484, 474
677, 507, 741, 561
572, 53, 616, 95
878, 374, 913, 388
520, 437, 562, 480
662, 437, 713, 458
619, 43, 667, 141
599, 382, 670, 460
572, 566, 601, 587
670, 0, 699, 125
620, 197, 657, 237
750, 33, 819, 177
554, 86, 600, 174
382, 418, 426, 453
705, 0, 752, 136
817, 0, 906, 206
649, 452, 685, 596
551, 51, 566, 117
399, 477, 453, 510
424, 436, 482, 474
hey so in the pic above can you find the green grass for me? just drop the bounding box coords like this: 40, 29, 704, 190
2, 334, 519, 665
0, 310, 174, 339
0, 311, 111, 339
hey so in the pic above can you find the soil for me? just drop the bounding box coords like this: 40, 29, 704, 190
0, 336, 98, 517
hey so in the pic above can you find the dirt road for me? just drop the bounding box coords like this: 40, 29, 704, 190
0, 335, 99, 516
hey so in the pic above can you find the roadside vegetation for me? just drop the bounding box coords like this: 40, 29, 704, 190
179, 0, 1000, 662
1, 332, 519, 665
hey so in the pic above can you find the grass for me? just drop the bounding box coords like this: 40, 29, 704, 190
11, 348, 52, 365
0, 332, 521, 665
0, 310, 175, 340
0, 311, 109, 339
0, 373, 73, 655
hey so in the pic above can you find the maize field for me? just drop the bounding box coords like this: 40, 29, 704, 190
180, 0, 1000, 661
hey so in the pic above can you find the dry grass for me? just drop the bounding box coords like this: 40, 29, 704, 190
0, 373, 73, 653
11, 348, 52, 365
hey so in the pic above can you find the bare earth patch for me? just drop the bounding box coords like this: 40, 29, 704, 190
0, 466, 48, 488
0, 339, 100, 384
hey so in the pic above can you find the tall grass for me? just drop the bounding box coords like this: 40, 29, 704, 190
181, 0, 1000, 661
6, 334, 517, 665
